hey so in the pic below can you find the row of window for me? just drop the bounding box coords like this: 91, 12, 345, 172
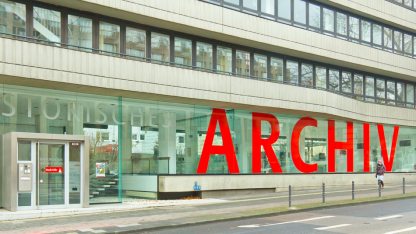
388, 0, 416, 10
0, 0, 415, 108
202, 0, 416, 58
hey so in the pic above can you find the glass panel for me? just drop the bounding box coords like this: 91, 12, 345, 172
196, 42, 213, 70
300, 63, 313, 87
323, 8, 334, 32
277, 0, 291, 21
18, 193, 31, 206
397, 82, 405, 103
414, 37, 416, 57
236, 50, 250, 76
99, 22, 120, 54
403, 34, 412, 55
0, 0, 26, 36
224, 0, 239, 6
308, 3, 321, 29
18, 141, 31, 161
384, 27, 393, 49
151, 32, 170, 63
386, 81, 396, 105
293, 0, 306, 25
253, 54, 267, 79
38, 144, 65, 205
341, 72, 352, 93
376, 79, 386, 103
261, 0, 275, 15
174, 37, 192, 66
216, 46, 232, 73
365, 76, 375, 98
394, 31, 403, 52
348, 16, 359, 40
372, 24, 382, 46
68, 15, 92, 50
315, 66, 327, 89
328, 69, 340, 91
404, 0, 412, 7
33, 7, 61, 43
353, 74, 364, 98
69, 142, 81, 204
126, 27, 146, 58
285, 60, 299, 85
243, 0, 257, 10
270, 57, 284, 82
406, 84, 414, 104
336, 12, 347, 36
361, 20, 371, 43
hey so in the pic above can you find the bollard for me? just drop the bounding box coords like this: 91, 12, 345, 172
352, 181, 355, 200
378, 183, 381, 197
289, 185, 292, 207
322, 183, 325, 203
403, 177, 406, 195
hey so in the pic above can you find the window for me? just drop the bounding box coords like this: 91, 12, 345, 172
353, 74, 364, 99
300, 63, 313, 87
68, 15, 92, 50
397, 82, 405, 104
236, 50, 250, 76
386, 81, 396, 105
403, 34, 412, 55
0, 0, 26, 36
406, 84, 414, 107
384, 27, 393, 50
99, 21, 120, 54
174, 37, 192, 66
308, 3, 321, 29
365, 76, 375, 101
414, 37, 416, 57
253, 54, 267, 79
348, 16, 359, 40
341, 72, 352, 93
224, 0, 239, 6
270, 57, 284, 82
293, 0, 306, 25
328, 69, 340, 91
315, 66, 327, 89
243, 0, 257, 11
323, 8, 334, 33
361, 20, 371, 43
285, 60, 299, 85
336, 12, 347, 37
151, 32, 170, 63
277, 0, 291, 21
216, 46, 232, 73
33, 7, 61, 43
261, 0, 275, 16
376, 79, 386, 103
196, 42, 213, 70
404, 0, 412, 7
126, 27, 146, 58
372, 24, 382, 46
394, 31, 403, 53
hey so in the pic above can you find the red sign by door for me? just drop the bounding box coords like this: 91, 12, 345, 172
44, 166, 63, 173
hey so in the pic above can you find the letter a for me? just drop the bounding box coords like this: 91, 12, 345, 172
197, 108, 239, 174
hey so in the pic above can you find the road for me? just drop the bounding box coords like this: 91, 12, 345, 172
144, 198, 416, 234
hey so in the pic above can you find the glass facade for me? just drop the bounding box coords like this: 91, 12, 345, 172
68, 15, 92, 50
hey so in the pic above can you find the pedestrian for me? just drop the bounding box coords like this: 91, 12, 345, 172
375, 159, 385, 188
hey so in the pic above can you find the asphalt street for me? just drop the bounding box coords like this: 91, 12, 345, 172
144, 198, 416, 234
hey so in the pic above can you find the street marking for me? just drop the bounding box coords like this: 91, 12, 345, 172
91, 230, 106, 234
238, 224, 260, 228
238, 216, 335, 228
315, 224, 351, 230
79, 228, 94, 232
384, 226, 416, 234
116, 223, 142, 228
376, 215, 403, 221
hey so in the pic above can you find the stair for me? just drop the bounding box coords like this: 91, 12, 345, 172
89, 174, 119, 200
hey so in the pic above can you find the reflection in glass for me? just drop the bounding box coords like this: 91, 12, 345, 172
216, 46, 232, 73
376, 79, 386, 103
323, 8, 334, 32
365, 76, 375, 98
236, 50, 250, 76
308, 3, 321, 29
285, 61, 299, 85
196, 42, 213, 70
397, 82, 405, 104
68, 15, 92, 50
301, 63, 313, 87
361, 20, 371, 43
126, 27, 146, 58
99, 22, 120, 54
243, 0, 257, 11
315, 66, 327, 89
224, 0, 239, 6
174, 37, 192, 66
373, 24, 382, 46
341, 72, 352, 93
336, 12, 347, 36
261, 0, 275, 15
403, 34, 412, 54
328, 69, 340, 91
270, 57, 284, 82
33, 7, 61, 43
386, 81, 396, 105
348, 16, 359, 40
0, 0, 26, 36
151, 32, 170, 63
353, 74, 364, 98
384, 27, 393, 49
406, 84, 414, 106
278, 0, 291, 21
293, 0, 306, 25
253, 54, 267, 79
394, 31, 403, 52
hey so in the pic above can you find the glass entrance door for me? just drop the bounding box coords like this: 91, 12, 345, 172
37, 143, 66, 206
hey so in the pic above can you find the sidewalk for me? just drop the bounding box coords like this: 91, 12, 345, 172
1, 184, 415, 234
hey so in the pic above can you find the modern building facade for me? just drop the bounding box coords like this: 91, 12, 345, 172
0, 0, 415, 211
